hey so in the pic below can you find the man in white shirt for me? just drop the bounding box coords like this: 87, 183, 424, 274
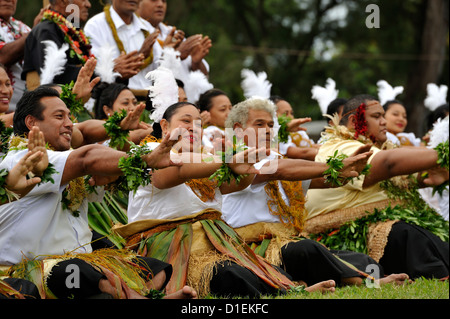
0, 86, 197, 299
220, 97, 410, 289
136, 0, 211, 76
84, 0, 162, 99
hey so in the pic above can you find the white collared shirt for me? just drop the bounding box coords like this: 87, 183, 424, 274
84, 6, 163, 90
0, 149, 92, 265
221, 151, 311, 228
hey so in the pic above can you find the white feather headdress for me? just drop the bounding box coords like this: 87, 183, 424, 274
311, 78, 339, 115
146, 66, 179, 123
40, 40, 68, 85
184, 70, 214, 103
158, 47, 213, 102
95, 44, 121, 84
424, 83, 448, 111
427, 115, 449, 149
377, 80, 404, 106
240, 69, 280, 137
241, 69, 272, 100
158, 47, 190, 86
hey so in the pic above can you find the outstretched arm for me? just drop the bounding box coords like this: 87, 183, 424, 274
363, 147, 444, 188
62, 131, 183, 186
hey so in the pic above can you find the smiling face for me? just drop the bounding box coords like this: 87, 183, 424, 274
0, 67, 13, 113
26, 96, 73, 151
103, 89, 137, 117
138, 0, 166, 27
384, 103, 407, 135
161, 104, 202, 152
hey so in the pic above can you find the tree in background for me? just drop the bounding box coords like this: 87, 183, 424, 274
16, 0, 448, 136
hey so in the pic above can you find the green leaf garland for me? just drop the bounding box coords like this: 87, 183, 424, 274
104, 109, 130, 150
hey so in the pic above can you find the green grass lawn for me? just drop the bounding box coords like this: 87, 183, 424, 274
206, 278, 448, 299
270, 278, 449, 299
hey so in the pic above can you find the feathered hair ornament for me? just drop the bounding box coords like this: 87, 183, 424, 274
424, 83, 448, 112
241, 69, 272, 100
427, 115, 449, 149
95, 44, 121, 84
240, 69, 280, 137
158, 47, 213, 103
311, 78, 339, 115
40, 40, 69, 85
376, 80, 404, 106
146, 66, 179, 123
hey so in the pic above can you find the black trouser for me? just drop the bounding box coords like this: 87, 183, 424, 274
0, 278, 41, 299
280, 239, 384, 286
46, 256, 172, 299
210, 260, 292, 298
379, 221, 449, 279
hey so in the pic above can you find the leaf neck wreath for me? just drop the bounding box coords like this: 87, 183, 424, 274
104, 5, 153, 70
42, 9, 93, 64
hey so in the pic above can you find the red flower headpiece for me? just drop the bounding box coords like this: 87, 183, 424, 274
354, 103, 368, 139
353, 102, 377, 143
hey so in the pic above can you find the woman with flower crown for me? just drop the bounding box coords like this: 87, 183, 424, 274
304, 94, 449, 280
22, 0, 94, 91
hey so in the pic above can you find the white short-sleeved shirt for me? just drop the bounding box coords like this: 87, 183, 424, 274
0, 149, 92, 265
221, 153, 311, 228
127, 142, 222, 222
84, 6, 162, 91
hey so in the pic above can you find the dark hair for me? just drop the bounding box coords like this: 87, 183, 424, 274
152, 102, 199, 138
383, 99, 404, 111
0, 63, 6, 72
326, 98, 347, 117
269, 95, 285, 105
427, 103, 449, 131
92, 82, 129, 119
196, 88, 228, 113
176, 79, 185, 89
340, 94, 378, 125
13, 86, 61, 136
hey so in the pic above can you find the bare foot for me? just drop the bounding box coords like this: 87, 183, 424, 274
305, 280, 336, 294
164, 286, 198, 299
380, 273, 411, 286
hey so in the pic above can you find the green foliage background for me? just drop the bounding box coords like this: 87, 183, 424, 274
15, 0, 449, 136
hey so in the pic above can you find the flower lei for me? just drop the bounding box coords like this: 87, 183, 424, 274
42, 10, 93, 64
104, 5, 153, 70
